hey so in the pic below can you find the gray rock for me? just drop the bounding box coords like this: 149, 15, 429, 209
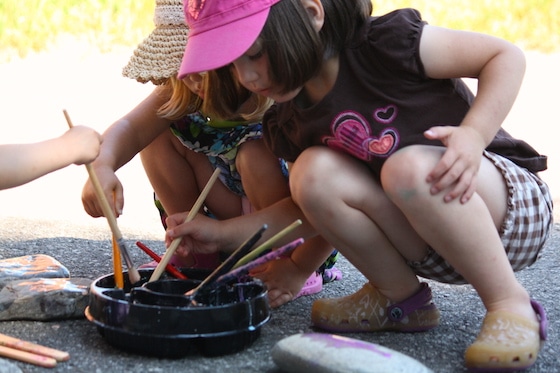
0, 278, 91, 320
272, 333, 434, 373
0, 255, 69, 289
0, 358, 22, 373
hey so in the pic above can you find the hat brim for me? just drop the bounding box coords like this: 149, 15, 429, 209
123, 25, 189, 85
178, 7, 270, 78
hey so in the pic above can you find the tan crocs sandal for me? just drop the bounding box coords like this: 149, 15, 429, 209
465, 300, 548, 372
311, 282, 440, 332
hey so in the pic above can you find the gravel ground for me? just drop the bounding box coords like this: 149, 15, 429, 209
0, 46, 558, 372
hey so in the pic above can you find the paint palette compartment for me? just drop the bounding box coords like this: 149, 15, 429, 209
85, 269, 270, 358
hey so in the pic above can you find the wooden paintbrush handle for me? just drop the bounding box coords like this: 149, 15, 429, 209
63, 109, 122, 238
149, 168, 221, 282
0, 345, 57, 368
0, 333, 69, 362
63, 110, 140, 284
84, 163, 123, 239
216, 238, 304, 285
232, 219, 302, 269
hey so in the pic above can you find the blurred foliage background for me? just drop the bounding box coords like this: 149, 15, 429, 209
1, 0, 558, 62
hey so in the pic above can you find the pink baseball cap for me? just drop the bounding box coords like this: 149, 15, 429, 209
179, 0, 281, 78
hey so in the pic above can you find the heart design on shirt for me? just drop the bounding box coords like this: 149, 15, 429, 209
323, 113, 371, 160
374, 105, 397, 124
367, 129, 397, 155
322, 111, 398, 160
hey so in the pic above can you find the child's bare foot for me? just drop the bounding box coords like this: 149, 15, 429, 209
250, 257, 316, 308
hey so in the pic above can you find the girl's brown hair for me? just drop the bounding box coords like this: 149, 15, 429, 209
157, 66, 272, 123
261, 0, 372, 94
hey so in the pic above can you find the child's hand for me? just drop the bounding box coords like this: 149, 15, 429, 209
82, 165, 124, 218
165, 212, 222, 256
424, 125, 486, 203
63, 126, 102, 165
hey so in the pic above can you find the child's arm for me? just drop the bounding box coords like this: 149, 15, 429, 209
0, 126, 101, 190
165, 204, 333, 308
165, 197, 319, 255
419, 25, 526, 203
81, 88, 171, 217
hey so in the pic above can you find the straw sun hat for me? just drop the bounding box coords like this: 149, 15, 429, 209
122, 0, 188, 85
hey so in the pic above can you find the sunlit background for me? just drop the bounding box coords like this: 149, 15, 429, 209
1, 0, 558, 62
0, 0, 558, 237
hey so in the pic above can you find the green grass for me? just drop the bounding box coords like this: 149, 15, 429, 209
1, 0, 558, 62
0, 0, 154, 60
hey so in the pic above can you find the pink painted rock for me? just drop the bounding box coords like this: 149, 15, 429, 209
272, 333, 433, 373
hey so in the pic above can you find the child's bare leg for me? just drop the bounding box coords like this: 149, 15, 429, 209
236, 139, 289, 210
290, 147, 425, 299
381, 145, 535, 320
382, 145, 546, 370
140, 129, 241, 219
140, 130, 242, 266
237, 140, 336, 307
290, 147, 440, 331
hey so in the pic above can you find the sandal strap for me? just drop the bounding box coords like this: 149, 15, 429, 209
387, 282, 433, 322
531, 299, 548, 341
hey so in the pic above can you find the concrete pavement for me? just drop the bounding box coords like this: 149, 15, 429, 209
0, 217, 558, 372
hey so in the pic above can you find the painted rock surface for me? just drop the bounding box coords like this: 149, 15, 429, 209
0, 277, 91, 320
0, 255, 89, 320
272, 333, 433, 373
0, 255, 69, 287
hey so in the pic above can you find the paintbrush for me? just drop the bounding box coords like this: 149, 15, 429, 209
0, 345, 57, 368
149, 168, 221, 282
136, 241, 187, 279
112, 236, 124, 288
63, 109, 141, 284
232, 219, 302, 269
112, 192, 124, 288
186, 224, 268, 303
0, 332, 70, 368
215, 238, 304, 285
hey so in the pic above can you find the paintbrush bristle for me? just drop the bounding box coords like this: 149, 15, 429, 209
128, 268, 141, 284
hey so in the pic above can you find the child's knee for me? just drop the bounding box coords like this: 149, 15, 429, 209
290, 147, 348, 206
236, 139, 271, 176
381, 146, 435, 194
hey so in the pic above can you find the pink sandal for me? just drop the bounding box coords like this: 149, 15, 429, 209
294, 272, 323, 299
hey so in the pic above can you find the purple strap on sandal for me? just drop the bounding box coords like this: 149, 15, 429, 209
387, 282, 434, 322
531, 299, 548, 341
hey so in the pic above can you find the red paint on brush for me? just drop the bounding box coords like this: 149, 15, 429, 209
135, 241, 188, 279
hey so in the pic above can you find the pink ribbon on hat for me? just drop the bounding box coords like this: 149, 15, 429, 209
188, 0, 206, 20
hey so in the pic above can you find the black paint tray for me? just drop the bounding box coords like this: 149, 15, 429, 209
85, 269, 270, 358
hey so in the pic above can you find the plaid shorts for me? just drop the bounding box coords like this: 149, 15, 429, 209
407, 151, 554, 284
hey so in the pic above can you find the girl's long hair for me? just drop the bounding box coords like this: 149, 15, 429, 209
157, 66, 272, 123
